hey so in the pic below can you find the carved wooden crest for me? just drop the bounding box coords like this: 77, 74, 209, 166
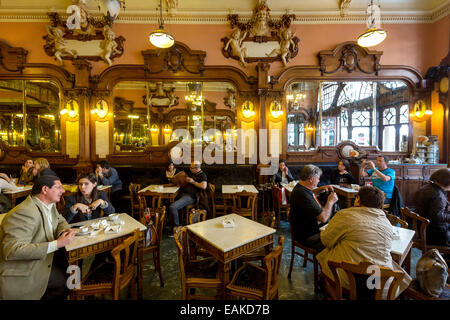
0, 40, 28, 73
221, 0, 300, 68
43, 2, 125, 66
318, 42, 382, 75
141, 42, 206, 75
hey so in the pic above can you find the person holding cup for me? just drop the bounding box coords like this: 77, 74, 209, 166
63, 173, 115, 223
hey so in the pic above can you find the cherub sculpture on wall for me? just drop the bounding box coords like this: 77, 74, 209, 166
224, 29, 248, 67
224, 88, 236, 110
45, 26, 78, 65
100, 25, 121, 66
267, 28, 296, 66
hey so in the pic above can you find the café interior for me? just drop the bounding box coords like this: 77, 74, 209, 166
0, 0, 449, 301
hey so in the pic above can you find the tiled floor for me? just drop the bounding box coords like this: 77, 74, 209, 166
139, 218, 421, 300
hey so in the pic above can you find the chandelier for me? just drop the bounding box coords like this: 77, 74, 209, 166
149, 0, 175, 48
357, 0, 387, 47
185, 82, 204, 109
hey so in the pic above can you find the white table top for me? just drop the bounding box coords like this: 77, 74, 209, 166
138, 185, 180, 194
281, 181, 298, 193
222, 185, 259, 194
331, 184, 359, 194
98, 185, 111, 191
3, 185, 32, 194
186, 213, 275, 252
66, 213, 146, 251
320, 223, 415, 257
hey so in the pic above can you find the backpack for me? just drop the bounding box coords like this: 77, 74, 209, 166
416, 249, 448, 298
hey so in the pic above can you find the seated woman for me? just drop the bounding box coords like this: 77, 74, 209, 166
272, 159, 294, 187
162, 161, 179, 184
414, 168, 450, 247
63, 173, 115, 223
18, 158, 34, 185
32, 158, 57, 182
330, 160, 356, 187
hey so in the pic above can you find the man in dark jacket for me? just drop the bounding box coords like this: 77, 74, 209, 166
414, 168, 450, 246
96, 160, 123, 212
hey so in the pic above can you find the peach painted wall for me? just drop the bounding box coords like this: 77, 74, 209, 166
0, 16, 448, 77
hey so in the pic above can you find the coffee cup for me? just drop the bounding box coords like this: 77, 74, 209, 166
80, 226, 89, 233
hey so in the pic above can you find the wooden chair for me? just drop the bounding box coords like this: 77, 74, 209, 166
385, 212, 408, 228
137, 192, 162, 222
128, 183, 141, 219
231, 191, 257, 220
237, 211, 276, 265
272, 185, 290, 228
173, 226, 222, 300
400, 207, 450, 262
326, 260, 405, 300
287, 220, 319, 292
142, 206, 166, 287
187, 208, 209, 259
70, 229, 139, 300
212, 186, 231, 218
402, 279, 450, 300
226, 236, 285, 300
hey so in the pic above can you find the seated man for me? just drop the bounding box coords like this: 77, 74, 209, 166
96, 160, 123, 212
317, 185, 411, 298
360, 156, 395, 204
169, 161, 207, 227
0, 175, 77, 300
290, 164, 338, 251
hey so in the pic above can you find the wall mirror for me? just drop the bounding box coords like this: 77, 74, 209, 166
112, 81, 238, 152
286, 80, 410, 152
0, 79, 61, 152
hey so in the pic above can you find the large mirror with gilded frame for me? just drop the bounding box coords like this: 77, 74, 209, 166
0, 79, 62, 152
286, 80, 410, 152
112, 81, 238, 152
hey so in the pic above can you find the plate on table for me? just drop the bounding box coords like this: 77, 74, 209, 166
76, 230, 91, 236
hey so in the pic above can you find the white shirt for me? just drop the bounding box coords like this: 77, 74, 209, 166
33, 196, 58, 254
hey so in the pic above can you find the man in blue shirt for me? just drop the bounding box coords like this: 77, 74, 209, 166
360, 155, 395, 204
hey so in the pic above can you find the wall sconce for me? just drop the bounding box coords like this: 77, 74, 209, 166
270, 100, 283, 118
163, 124, 172, 134
150, 124, 159, 133
413, 99, 431, 119
98, 0, 125, 21
60, 99, 78, 118
128, 115, 139, 119
91, 99, 109, 118
241, 101, 255, 119
306, 124, 314, 132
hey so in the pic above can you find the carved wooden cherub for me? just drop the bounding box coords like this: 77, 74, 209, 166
46, 26, 78, 65
100, 25, 120, 66
267, 28, 295, 66
224, 29, 248, 67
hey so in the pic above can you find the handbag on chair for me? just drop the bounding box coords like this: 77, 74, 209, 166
416, 249, 449, 298
144, 209, 157, 247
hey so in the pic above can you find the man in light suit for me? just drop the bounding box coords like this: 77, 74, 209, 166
0, 175, 76, 300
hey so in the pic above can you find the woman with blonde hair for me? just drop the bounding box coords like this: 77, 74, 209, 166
32, 158, 56, 180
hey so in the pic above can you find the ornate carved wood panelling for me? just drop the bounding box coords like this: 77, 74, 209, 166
142, 42, 206, 75
0, 41, 28, 73
318, 41, 382, 75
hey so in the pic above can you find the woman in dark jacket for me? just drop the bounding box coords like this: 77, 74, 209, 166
63, 173, 115, 223
273, 159, 294, 187
330, 160, 356, 186
414, 168, 450, 246
162, 161, 179, 184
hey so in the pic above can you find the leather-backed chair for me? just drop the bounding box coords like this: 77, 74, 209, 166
69, 229, 140, 300
226, 236, 285, 300
173, 226, 222, 300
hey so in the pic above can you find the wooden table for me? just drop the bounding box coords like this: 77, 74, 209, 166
222, 185, 259, 216
3, 185, 33, 207
138, 185, 180, 203
186, 213, 275, 298
390, 226, 415, 274
331, 184, 359, 208
66, 213, 147, 299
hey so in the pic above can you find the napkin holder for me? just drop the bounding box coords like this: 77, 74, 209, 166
222, 218, 235, 228
392, 227, 400, 240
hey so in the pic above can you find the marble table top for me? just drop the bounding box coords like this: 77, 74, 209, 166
138, 185, 180, 194
222, 185, 259, 194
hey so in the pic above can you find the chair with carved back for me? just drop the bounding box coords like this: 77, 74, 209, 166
173, 226, 222, 300
128, 183, 141, 219
385, 212, 408, 229
325, 260, 405, 300
231, 191, 257, 220
142, 206, 166, 287
187, 208, 210, 259
69, 229, 139, 300
287, 215, 320, 292
212, 186, 231, 218
137, 192, 162, 222
271, 185, 290, 228
400, 207, 450, 263
237, 211, 276, 266
226, 236, 285, 300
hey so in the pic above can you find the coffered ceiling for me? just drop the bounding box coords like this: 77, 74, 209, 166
0, 0, 448, 23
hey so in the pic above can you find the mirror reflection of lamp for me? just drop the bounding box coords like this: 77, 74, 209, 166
60, 99, 78, 118
241, 101, 255, 118
163, 124, 172, 134
270, 100, 283, 118
150, 124, 159, 133
91, 99, 109, 118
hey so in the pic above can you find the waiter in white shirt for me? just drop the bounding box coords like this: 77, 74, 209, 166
0, 175, 76, 300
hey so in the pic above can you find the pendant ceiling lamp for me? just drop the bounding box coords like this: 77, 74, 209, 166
357, 0, 387, 47
149, 0, 174, 48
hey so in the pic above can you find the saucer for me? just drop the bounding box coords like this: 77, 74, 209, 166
76, 230, 91, 236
